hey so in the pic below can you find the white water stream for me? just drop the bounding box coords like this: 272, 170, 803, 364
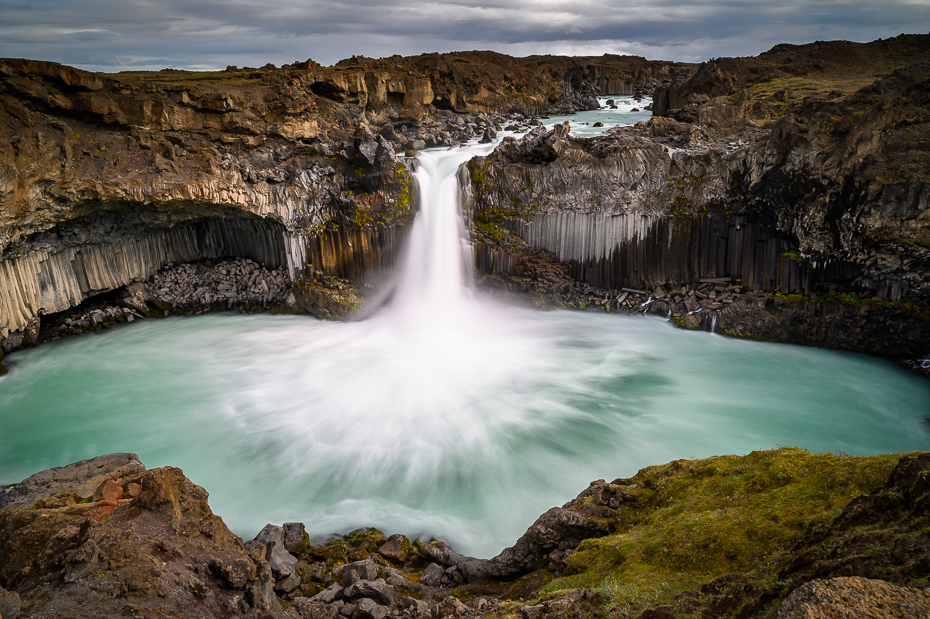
2, 103, 929, 558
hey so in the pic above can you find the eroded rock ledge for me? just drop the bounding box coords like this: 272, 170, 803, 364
0, 50, 685, 352
467, 36, 930, 365
2, 449, 928, 618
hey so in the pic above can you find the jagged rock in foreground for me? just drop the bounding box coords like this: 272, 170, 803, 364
776, 577, 930, 619
3, 448, 928, 618
0, 454, 288, 618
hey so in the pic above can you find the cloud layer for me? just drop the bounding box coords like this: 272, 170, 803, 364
1, 0, 928, 71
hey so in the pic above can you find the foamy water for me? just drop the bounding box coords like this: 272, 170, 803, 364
1, 105, 928, 558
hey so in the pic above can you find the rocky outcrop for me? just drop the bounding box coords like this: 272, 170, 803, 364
467, 37, 930, 359
0, 60, 415, 344
0, 454, 291, 618
776, 577, 930, 618
3, 450, 929, 618
0, 49, 685, 350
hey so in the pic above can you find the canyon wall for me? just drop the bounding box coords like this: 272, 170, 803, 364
3, 38, 929, 359
0, 52, 681, 346
468, 36, 930, 309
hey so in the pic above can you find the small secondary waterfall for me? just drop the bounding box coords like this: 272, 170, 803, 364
2, 105, 929, 559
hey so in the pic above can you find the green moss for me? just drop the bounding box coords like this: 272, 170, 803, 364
349, 206, 374, 227
475, 218, 505, 240
469, 159, 544, 231
542, 448, 900, 617
383, 165, 414, 224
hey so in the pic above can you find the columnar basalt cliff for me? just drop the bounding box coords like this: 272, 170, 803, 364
0, 52, 685, 353
467, 35, 930, 359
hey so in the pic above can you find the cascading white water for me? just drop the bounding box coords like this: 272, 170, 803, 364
383, 147, 482, 311
2, 104, 929, 559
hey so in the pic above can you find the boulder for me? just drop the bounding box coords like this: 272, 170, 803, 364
419, 562, 444, 587
354, 597, 389, 619
341, 558, 379, 586
417, 540, 485, 581
776, 577, 930, 618
358, 139, 379, 167
552, 121, 570, 138
285, 521, 309, 554
397, 596, 430, 615
377, 533, 411, 561
312, 583, 345, 604
250, 523, 299, 580
275, 571, 301, 593
344, 578, 394, 606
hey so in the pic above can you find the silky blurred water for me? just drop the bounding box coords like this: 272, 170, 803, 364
1, 102, 929, 559
2, 306, 928, 558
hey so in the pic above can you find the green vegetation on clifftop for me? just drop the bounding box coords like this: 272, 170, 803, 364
520, 448, 924, 619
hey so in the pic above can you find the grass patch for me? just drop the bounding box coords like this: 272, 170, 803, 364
103, 71, 258, 84
542, 448, 900, 617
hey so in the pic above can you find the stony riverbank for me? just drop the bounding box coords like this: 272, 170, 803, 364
473, 228, 930, 375
0, 257, 361, 374
1, 243, 926, 380
1, 449, 929, 618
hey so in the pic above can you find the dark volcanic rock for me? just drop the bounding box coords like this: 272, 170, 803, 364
469, 38, 930, 358
376, 533, 411, 561
477, 507, 609, 579
344, 578, 394, 606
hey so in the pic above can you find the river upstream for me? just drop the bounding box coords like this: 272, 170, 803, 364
1, 99, 929, 559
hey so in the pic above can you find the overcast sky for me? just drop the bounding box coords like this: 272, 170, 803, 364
0, 0, 928, 72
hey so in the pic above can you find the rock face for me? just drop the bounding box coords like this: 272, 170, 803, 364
0, 51, 684, 349
0, 454, 291, 618
468, 35, 930, 359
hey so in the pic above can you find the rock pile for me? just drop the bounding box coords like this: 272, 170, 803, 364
384, 112, 517, 151
39, 306, 141, 341
146, 258, 294, 310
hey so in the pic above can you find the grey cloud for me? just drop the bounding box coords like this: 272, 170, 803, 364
0, 0, 927, 70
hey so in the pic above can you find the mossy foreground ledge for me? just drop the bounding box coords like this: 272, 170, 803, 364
1, 448, 928, 618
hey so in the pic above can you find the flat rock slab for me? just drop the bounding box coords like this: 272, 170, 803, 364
0, 452, 145, 509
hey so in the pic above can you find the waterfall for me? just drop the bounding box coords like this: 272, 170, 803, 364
376, 141, 499, 317
390, 149, 476, 308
